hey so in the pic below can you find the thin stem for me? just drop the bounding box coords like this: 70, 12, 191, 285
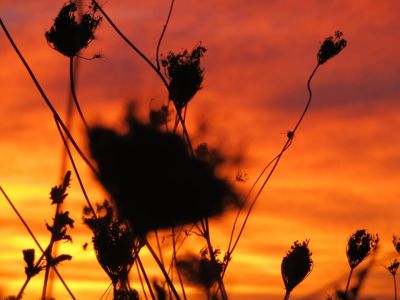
91, 1, 169, 90
136, 254, 156, 300
394, 274, 397, 300
344, 267, 354, 297
70, 56, 89, 131
99, 282, 113, 300
228, 64, 320, 256
226, 153, 281, 258
135, 259, 149, 300
203, 220, 228, 300
54, 117, 97, 218
156, 0, 175, 70
284, 290, 291, 300
0, 19, 98, 176
154, 230, 165, 266
0, 186, 42, 250
172, 228, 187, 300
145, 240, 181, 300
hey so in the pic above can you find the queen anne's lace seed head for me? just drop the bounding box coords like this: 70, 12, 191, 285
281, 240, 313, 293
46, 0, 101, 57
346, 229, 378, 269
317, 31, 347, 65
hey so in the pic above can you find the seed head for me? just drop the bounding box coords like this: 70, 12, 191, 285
346, 229, 378, 269
317, 31, 347, 65
162, 44, 206, 110
387, 259, 399, 276
281, 240, 313, 293
46, 0, 101, 57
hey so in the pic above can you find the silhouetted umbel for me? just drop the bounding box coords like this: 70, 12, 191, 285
89, 114, 239, 236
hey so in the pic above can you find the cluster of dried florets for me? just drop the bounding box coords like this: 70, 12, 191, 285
45, 0, 101, 57
162, 44, 206, 110
317, 31, 347, 65
83, 201, 139, 299
346, 229, 378, 269
281, 240, 313, 297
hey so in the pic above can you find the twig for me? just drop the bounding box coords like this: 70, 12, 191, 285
228, 64, 320, 256
172, 227, 187, 300
70, 56, 89, 131
156, 0, 175, 70
136, 254, 156, 300
145, 240, 181, 300
54, 117, 97, 218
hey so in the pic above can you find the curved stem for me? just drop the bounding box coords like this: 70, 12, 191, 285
228, 63, 320, 262
91, 0, 169, 91
70, 56, 89, 131
344, 267, 354, 298
156, 0, 175, 70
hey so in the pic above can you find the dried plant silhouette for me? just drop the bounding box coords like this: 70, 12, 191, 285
6, 2, 396, 300
281, 240, 313, 300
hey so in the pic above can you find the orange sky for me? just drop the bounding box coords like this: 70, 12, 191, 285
1, 1, 400, 299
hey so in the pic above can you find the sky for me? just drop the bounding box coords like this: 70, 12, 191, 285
1, 0, 400, 299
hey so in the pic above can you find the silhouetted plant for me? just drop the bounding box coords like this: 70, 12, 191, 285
83, 200, 140, 300
45, 0, 101, 58
161, 44, 206, 111
344, 229, 378, 298
281, 240, 313, 300
317, 31, 347, 65
177, 248, 224, 298
14, 171, 74, 300
88, 111, 240, 236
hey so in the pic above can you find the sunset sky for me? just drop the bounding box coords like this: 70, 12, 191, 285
1, 0, 400, 299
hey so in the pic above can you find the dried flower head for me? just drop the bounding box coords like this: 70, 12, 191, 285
50, 171, 71, 204
393, 235, 400, 254
177, 248, 224, 292
22, 249, 42, 278
346, 229, 378, 269
46, 211, 74, 242
88, 113, 239, 235
83, 200, 139, 297
162, 44, 206, 110
317, 31, 347, 65
281, 240, 313, 293
45, 0, 101, 57
387, 259, 399, 276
